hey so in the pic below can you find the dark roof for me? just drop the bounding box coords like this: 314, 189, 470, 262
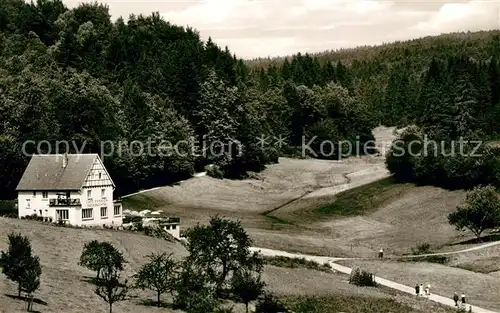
16, 154, 99, 191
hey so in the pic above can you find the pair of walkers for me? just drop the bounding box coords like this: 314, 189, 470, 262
453, 292, 467, 307
415, 283, 431, 297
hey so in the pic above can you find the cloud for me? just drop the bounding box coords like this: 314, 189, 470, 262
64, 0, 500, 59
411, 1, 499, 34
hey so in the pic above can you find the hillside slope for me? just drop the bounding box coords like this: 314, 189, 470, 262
0, 218, 458, 313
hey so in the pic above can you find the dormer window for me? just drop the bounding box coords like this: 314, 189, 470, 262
99, 172, 102, 179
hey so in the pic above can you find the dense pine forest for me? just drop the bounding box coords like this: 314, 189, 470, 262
1, 0, 500, 198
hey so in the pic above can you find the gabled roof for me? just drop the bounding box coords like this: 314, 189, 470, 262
15, 154, 112, 191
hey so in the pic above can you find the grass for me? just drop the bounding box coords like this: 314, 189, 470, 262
121, 194, 164, 212
337, 259, 500, 312
316, 177, 413, 216
448, 244, 500, 274
455, 259, 500, 274
400, 243, 449, 264
263, 256, 332, 273
0, 218, 453, 313
0, 218, 187, 313
283, 294, 458, 313
119, 126, 475, 258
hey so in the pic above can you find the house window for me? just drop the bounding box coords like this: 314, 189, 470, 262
114, 205, 120, 216
33, 191, 36, 197
87, 190, 92, 199
42, 191, 48, 199
99, 172, 102, 179
39, 210, 42, 216
100, 207, 107, 218
56, 209, 69, 220
172, 225, 176, 230
101, 189, 106, 199
82, 208, 93, 220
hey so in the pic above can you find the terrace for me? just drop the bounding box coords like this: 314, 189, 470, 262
49, 198, 81, 207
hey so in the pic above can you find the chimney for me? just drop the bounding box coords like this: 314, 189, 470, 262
62, 153, 68, 168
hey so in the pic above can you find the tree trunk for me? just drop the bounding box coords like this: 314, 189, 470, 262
157, 291, 161, 307
245, 302, 249, 313
97, 268, 101, 281
109, 302, 112, 313
28, 296, 33, 312
18, 283, 21, 297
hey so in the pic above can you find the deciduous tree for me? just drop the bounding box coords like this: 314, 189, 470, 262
95, 264, 130, 313
135, 252, 177, 307
0, 232, 33, 297
79, 240, 126, 281
184, 216, 264, 297
448, 185, 500, 239
231, 269, 265, 313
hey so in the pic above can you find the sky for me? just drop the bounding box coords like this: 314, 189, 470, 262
63, 0, 500, 59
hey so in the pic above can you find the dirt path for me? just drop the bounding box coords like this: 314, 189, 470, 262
250, 246, 500, 313
329, 262, 497, 313
251, 239, 500, 262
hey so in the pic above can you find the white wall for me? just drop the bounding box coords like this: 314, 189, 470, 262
17, 156, 122, 227
163, 224, 180, 239
18, 188, 122, 227
18, 190, 78, 221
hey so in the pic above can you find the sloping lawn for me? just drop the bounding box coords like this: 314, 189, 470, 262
316, 177, 414, 216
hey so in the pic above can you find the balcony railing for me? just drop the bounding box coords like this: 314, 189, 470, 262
49, 198, 81, 207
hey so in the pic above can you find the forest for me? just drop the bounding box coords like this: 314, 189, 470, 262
1, 0, 500, 198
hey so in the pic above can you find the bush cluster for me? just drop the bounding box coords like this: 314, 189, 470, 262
349, 268, 377, 287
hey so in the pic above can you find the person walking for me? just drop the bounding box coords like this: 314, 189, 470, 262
453, 292, 459, 306
415, 283, 420, 297
379, 247, 384, 258
420, 284, 424, 297
424, 284, 430, 297
461, 293, 466, 306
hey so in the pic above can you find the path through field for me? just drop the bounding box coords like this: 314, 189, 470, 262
250, 246, 500, 313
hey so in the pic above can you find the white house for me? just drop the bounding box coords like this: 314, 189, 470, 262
16, 153, 123, 227
142, 217, 181, 239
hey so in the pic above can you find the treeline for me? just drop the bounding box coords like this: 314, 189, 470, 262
0, 0, 375, 198
249, 33, 500, 132
3, 1, 500, 198
250, 31, 500, 191
385, 56, 500, 190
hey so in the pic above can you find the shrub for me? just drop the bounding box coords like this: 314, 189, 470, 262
25, 214, 38, 221
0, 200, 17, 218
407, 243, 449, 264
142, 225, 175, 241
206, 164, 224, 179
411, 243, 432, 255
123, 215, 142, 224
263, 256, 332, 273
349, 268, 377, 287
267, 147, 279, 164
132, 220, 144, 232
255, 293, 287, 313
